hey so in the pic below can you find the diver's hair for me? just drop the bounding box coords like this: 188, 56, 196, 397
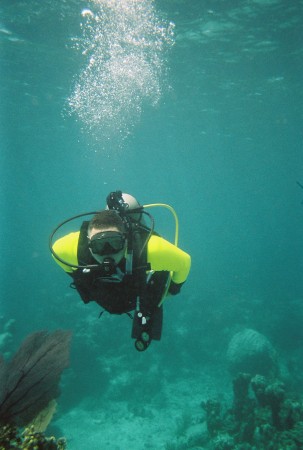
88, 210, 125, 234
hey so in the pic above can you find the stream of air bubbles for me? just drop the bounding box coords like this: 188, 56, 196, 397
68, 0, 175, 144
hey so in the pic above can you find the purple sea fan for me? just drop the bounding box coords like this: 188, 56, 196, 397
0, 330, 71, 427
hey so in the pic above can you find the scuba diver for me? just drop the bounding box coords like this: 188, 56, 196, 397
50, 191, 191, 351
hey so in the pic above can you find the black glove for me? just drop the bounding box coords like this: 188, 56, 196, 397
168, 281, 184, 295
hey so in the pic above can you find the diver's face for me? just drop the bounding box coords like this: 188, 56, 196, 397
87, 227, 126, 265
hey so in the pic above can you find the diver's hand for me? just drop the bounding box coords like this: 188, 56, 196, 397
168, 281, 184, 295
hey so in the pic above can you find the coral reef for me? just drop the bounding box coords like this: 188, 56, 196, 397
0, 424, 66, 449
202, 373, 303, 449
226, 328, 278, 376
0, 330, 71, 449
0, 330, 71, 427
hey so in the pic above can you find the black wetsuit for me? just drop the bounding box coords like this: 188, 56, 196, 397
69, 221, 169, 341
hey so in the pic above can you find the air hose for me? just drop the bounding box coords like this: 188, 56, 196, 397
143, 203, 179, 306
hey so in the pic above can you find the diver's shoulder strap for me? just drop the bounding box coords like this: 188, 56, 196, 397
131, 225, 150, 271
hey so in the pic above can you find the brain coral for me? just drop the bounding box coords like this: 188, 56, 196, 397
227, 328, 278, 376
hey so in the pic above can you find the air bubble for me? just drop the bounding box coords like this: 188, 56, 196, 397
68, 0, 175, 145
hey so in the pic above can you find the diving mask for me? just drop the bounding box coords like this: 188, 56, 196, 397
88, 231, 126, 256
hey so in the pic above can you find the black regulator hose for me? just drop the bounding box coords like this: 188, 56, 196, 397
49, 211, 100, 270
49, 208, 155, 270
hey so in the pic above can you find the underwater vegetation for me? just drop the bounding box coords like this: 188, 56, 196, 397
0, 329, 71, 449
165, 372, 303, 450
0, 424, 66, 449
202, 372, 303, 449
165, 327, 303, 449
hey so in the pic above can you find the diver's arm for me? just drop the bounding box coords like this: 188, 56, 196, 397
168, 280, 184, 295
52, 232, 80, 273
147, 235, 191, 288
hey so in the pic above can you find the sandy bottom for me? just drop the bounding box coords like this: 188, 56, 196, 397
55, 369, 230, 450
